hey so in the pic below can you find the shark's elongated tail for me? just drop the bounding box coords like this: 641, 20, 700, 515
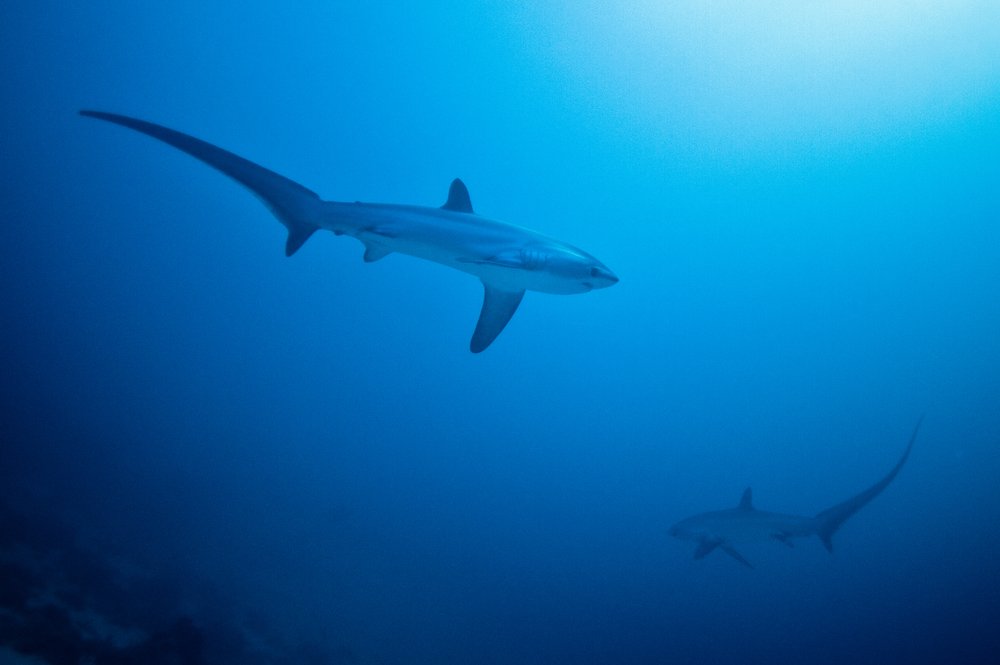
80, 111, 322, 256
814, 416, 923, 552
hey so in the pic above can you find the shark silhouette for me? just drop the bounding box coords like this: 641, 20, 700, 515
80, 111, 618, 352
669, 418, 922, 567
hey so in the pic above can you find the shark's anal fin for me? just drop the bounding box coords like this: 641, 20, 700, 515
470, 284, 524, 353
441, 178, 474, 213
721, 544, 754, 568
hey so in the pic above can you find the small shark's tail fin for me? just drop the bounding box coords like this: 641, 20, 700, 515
813, 416, 923, 552
80, 111, 322, 257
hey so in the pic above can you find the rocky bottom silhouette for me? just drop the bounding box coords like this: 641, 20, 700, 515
0, 500, 352, 665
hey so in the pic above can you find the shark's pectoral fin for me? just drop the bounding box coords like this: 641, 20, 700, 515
720, 544, 754, 568
362, 244, 392, 263
693, 539, 720, 560
470, 284, 524, 353
694, 538, 753, 567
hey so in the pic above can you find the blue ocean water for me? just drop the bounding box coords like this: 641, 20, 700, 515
2, 2, 999, 663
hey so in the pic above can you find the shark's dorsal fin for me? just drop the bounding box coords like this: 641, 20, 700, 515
739, 487, 753, 510
470, 283, 524, 353
442, 178, 474, 213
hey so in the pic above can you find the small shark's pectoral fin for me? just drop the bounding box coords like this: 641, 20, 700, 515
470, 284, 524, 353
362, 244, 392, 263
441, 178, 474, 213
720, 544, 754, 568
770, 532, 795, 548
694, 539, 720, 560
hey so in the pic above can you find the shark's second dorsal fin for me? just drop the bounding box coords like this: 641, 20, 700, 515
739, 488, 753, 510
442, 178, 474, 213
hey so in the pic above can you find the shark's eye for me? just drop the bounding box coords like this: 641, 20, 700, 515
590, 267, 601, 278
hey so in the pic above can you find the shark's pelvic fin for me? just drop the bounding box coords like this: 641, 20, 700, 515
470, 284, 524, 353
79, 110, 322, 257
738, 487, 754, 510
441, 178, 474, 214
363, 244, 392, 263
814, 416, 923, 552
